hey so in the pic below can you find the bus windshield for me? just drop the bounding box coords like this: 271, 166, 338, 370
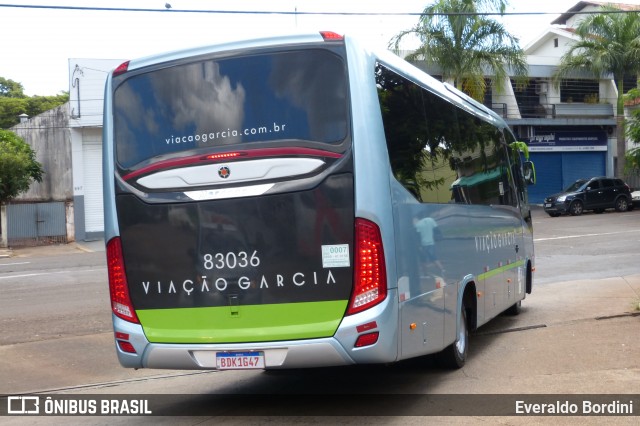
113, 48, 349, 170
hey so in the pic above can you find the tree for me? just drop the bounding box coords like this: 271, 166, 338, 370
0, 90, 69, 129
625, 89, 640, 175
0, 98, 27, 129
553, 6, 640, 178
389, 0, 527, 101
0, 77, 26, 98
0, 76, 69, 128
0, 129, 44, 204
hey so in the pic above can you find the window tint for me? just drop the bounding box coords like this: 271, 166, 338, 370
375, 63, 516, 207
601, 179, 614, 188
588, 180, 601, 189
114, 49, 349, 169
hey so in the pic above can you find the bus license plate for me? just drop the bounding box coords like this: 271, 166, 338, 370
216, 351, 265, 370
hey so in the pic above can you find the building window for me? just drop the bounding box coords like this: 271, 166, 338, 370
560, 79, 599, 103
512, 78, 546, 118
554, 38, 559, 48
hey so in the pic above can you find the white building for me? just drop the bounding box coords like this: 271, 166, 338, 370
491, 1, 638, 202
68, 58, 124, 240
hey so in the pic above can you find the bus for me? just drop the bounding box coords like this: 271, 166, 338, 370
103, 31, 536, 371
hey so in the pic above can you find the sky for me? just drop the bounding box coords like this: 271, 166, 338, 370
3, 0, 640, 96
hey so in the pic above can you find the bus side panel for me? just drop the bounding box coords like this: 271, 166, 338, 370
393, 195, 526, 358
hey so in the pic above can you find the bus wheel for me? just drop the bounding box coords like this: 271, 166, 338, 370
505, 300, 521, 316
437, 304, 468, 369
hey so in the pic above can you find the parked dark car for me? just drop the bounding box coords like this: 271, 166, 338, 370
543, 177, 632, 217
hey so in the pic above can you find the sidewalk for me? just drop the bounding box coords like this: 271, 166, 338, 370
487, 273, 640, 331
0, 239, 105, 259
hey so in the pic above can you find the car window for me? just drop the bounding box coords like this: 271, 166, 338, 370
601, 179, 614, 188
588, 180, 601, 189
565, 180, 586, 192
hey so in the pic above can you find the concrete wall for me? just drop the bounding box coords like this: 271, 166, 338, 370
10, 103, 73, 202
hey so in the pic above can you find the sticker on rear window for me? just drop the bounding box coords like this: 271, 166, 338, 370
322, 244, 350, 268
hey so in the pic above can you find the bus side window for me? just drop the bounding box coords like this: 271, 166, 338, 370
376, 63, 460, 204
376, 62, 522, 208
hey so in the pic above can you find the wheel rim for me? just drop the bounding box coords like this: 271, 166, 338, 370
572, 202, 583, 215
618, 199, 628, 211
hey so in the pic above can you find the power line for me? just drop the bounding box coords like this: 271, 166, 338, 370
0, 3, 639, 17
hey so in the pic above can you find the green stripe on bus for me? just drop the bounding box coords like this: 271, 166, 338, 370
137, 300, 348, 343
477, 259, 525, 280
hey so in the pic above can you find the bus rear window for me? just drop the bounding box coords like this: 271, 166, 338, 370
113, 49, 349, 169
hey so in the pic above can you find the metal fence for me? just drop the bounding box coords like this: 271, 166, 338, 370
625, 173, 640, 191
6, 202, 67, 247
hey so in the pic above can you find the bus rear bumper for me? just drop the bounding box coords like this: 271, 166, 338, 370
148, 341, 355, 370
111, 291, 399, 370
113, 316, 357, 370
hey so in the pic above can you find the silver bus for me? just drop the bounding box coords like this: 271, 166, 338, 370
103, 31, 535, 371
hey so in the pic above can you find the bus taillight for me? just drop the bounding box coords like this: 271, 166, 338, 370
320, 31, 343, 41
106, 237, 139, 323
112, 61, 130, 77
347, 218, 387, 315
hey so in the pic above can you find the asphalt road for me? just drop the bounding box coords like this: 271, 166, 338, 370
531, 206, 640, 284
0, 206, 639, 424
0, 251, 110, 346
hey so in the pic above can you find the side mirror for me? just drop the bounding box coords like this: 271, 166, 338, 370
523, 161, 536, 185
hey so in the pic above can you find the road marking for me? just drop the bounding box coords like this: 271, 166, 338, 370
535, 229, 640, 242
0, 262, 31, 266
0, 268, 104, 280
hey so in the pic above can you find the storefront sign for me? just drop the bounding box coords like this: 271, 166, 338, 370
524, 130, 608, 152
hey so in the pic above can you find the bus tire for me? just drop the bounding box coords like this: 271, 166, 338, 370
437, 303, 468, 369
505, 300, 521, 316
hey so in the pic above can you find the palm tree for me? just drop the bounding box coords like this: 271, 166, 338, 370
389, 0, 527, 101
553, 5, 640, 177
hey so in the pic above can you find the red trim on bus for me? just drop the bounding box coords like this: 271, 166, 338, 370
356, 321, 378, 333
121, 147, 343, 181
354, 332, 379, 348
115, 332, 137, 354
117, 340, 137, 354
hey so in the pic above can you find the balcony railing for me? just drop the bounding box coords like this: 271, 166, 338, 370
552, 103, 614, 118
484, 101, 614, 120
